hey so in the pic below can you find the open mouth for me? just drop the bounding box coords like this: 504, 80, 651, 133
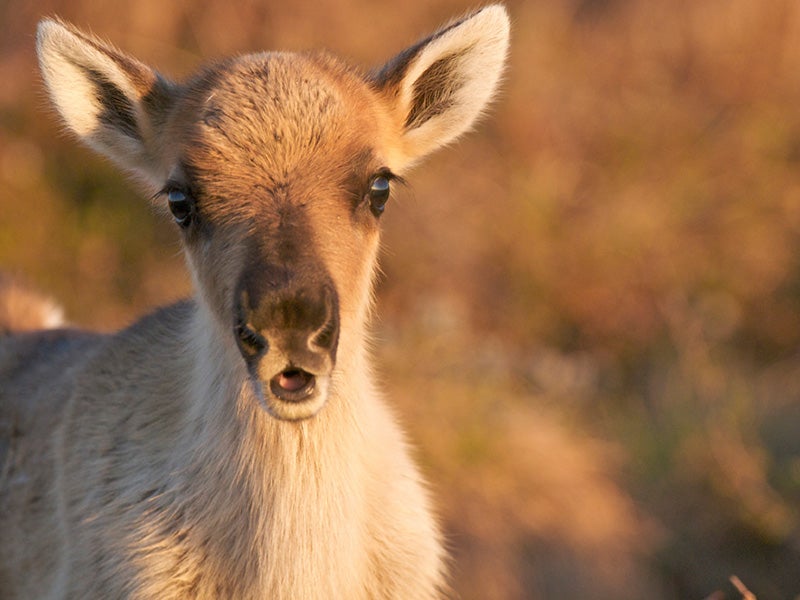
249, 367, 331, 421
269, 368, 316, 402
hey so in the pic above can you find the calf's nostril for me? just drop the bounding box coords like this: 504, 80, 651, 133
312, 313, 339, 352
311, 287, 339, 353
235, 320, 267, 357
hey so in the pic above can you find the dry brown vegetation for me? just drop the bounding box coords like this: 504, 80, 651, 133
2, 1, 800, 598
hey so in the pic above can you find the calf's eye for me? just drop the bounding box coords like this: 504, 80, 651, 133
368, 175, 391, 217
167, 189, 194, 227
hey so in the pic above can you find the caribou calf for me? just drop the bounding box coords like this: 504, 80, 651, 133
0, 5, 509, 598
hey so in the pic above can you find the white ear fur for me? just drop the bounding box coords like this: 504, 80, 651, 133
36, 19, 169, 185
373, 5, 510, 169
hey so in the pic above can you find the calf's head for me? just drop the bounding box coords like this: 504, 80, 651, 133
36, 7, 510, 420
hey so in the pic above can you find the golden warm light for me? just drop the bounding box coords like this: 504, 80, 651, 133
2, 1, 799, 598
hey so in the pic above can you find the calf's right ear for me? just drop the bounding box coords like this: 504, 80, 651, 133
36, 19, 176, 186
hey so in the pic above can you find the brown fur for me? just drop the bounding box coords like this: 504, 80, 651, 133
1, 6, 509, 598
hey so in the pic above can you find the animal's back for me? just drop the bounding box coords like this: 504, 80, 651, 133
0, 278, 104, 597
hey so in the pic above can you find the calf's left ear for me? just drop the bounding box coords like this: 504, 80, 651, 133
370, 4, 510, 170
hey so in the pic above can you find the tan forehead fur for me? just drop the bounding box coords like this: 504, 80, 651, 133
172, 52, 393, 216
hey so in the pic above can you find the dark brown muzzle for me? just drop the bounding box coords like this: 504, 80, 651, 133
234, 266, 339, 421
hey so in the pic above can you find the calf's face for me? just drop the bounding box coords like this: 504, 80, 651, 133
162, 54, 392, 419
35, 6, 510, 419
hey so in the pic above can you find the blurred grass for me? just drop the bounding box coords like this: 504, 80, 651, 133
3, 0, 800, 598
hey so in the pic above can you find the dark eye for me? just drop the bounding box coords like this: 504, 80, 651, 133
368, 175, 391, 217
167, 189, 194, 227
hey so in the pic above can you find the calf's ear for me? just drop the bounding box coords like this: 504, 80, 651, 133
36, 19, 176, 186
371, 5, 510, 169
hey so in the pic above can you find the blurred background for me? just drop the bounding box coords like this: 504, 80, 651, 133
2, 0, 800, 597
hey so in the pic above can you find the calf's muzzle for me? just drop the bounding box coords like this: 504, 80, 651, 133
234, 268, 340, 420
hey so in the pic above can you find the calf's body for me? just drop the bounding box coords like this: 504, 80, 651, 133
0, 6, 509, 598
